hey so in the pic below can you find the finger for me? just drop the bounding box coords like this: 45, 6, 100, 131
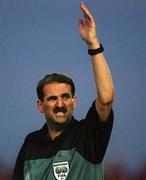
80, 2, 94, 22
78, 19, 84, 27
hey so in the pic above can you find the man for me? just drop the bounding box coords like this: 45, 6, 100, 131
12, 2, 114, 180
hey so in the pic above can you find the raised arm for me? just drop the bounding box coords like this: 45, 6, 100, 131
79, 2, 115, 121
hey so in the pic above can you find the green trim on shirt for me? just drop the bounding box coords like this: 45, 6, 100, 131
24, 149, 104, 180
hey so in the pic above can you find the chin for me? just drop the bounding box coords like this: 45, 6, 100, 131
51, 119, 69, 131
55, 118, 69, 124
46, 115, 72, 130
55, 116, 71, 125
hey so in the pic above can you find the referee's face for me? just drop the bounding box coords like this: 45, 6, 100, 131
37, 82, 77, 128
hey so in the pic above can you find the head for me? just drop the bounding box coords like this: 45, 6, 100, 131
36, 73, 77, 130
37, 73, 75, 101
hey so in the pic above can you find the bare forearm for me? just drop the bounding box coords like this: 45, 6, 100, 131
87, 41, 114, 105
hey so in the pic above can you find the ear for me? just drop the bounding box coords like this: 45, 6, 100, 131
72, 96, 77, 109
37, 100, 44, 113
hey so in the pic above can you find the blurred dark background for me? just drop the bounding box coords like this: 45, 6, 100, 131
0, 158, 146, 179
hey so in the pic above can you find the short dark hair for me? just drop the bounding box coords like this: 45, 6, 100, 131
36, 73, 75, 101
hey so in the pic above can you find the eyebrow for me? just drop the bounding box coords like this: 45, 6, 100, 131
61, 93, 72, 98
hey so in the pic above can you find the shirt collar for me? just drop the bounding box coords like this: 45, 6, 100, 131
40, 116, 77, 142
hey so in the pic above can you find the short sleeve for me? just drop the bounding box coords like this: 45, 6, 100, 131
76, 101, 114, 164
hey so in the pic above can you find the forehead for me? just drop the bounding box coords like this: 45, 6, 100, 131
43, 83, 72, 96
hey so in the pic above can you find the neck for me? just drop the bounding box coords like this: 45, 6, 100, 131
47, 122, 65, 140
46, 117, 73, 140
48, 127, 63, 140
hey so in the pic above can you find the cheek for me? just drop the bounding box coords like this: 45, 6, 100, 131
70, 101, 76, 108
66, 102, 74, 110
43, 103, 53, 112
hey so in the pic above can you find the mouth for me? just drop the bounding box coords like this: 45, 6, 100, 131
54, 112, 66, 119
56, 112, 65, 116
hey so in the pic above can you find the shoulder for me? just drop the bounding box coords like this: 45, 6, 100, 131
85, 100, 114, 124
24, 124, 47, 143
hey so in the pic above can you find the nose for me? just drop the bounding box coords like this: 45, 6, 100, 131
56, 97, 64, 107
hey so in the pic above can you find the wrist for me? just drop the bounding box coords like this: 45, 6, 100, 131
86, 39, 100, 49
88, 43, 104, 56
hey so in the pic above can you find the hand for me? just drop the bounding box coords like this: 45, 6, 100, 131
79, 2, 99, 48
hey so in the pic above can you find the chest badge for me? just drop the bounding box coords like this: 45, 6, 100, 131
53, 161, 69, 180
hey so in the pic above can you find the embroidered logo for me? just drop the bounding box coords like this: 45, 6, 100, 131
53, 161, 69, 180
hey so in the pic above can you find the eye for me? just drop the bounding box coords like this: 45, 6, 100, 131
62, 93, 71, 101
47, 96, 57, 102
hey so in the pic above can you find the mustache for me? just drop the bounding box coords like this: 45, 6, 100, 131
54, 107, 67, 113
